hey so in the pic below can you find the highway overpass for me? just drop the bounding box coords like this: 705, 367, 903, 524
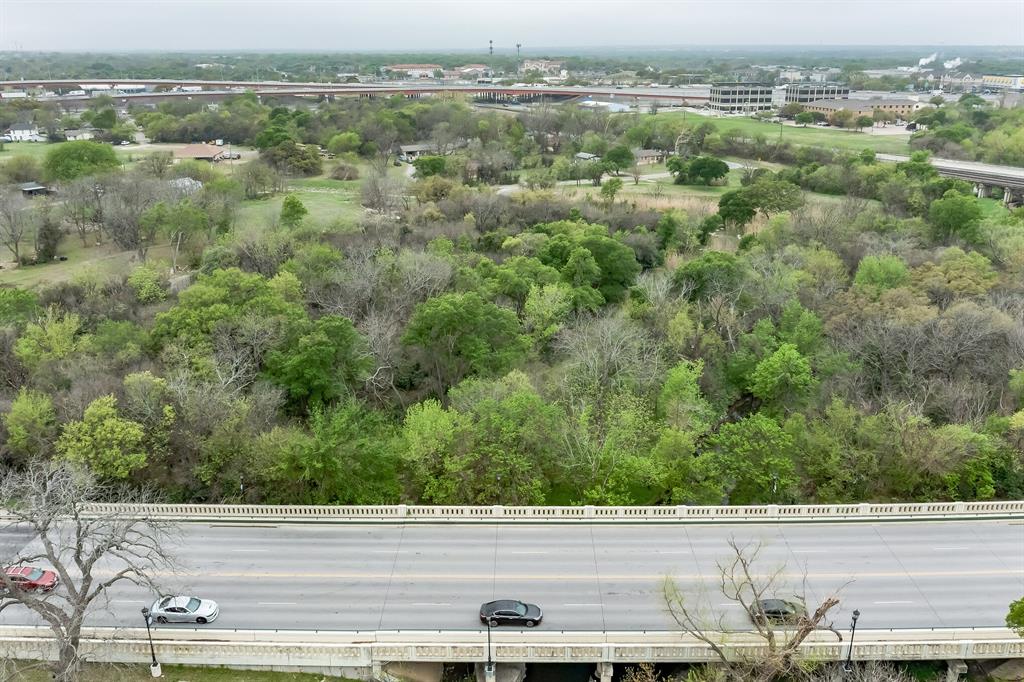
1, 502, 1022, 677
877, 153, 1024, 202
0, 78, 710, 106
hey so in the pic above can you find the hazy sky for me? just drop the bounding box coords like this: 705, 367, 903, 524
1, 0, 1022, 52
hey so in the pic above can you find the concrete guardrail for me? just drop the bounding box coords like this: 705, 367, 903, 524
4, 500, 1020, 523
2, 626, 1022, 674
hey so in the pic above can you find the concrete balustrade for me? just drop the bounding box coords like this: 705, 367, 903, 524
2, 500, 1020, 523
1, 626, 1022, 676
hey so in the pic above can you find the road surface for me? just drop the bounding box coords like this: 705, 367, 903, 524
876, 154, 1024, 188
0, 519, 1020, 632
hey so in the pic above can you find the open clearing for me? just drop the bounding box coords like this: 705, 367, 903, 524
656, 111, 914, 155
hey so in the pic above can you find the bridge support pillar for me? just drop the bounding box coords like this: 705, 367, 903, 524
975, 183, 990, 198
945, 660, 967, 682
596, 662, 613, 682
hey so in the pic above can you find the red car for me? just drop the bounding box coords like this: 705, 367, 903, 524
2, 566, 59, 593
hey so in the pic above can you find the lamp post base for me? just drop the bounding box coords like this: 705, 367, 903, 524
150, 662, 162, 678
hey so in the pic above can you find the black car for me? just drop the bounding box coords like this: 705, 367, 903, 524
753, 598, 805, 625
480, 599, 543, 627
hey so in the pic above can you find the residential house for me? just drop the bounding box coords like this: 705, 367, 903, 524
5, 121, 42, 142
633, 149, 666, 166
398, 143, 438, 161
574, 152, 600, 162
520, 59, 565, 77
174, 143, 225, 162
63, 128, 96, 141
384, 64, 443, 79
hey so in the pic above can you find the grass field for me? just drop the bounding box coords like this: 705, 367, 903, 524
657, 111, 913, 155
236, 175, 364, 231
14, 663, 358, 682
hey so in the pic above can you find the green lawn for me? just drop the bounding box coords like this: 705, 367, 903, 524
0, 239, 174, 289
655, 111, 913, 155
236, 182, 363, 231
13, 663, 358, 681
0, 141, 142, 165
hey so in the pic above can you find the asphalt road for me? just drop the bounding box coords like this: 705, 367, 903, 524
1, 520, 1021, 632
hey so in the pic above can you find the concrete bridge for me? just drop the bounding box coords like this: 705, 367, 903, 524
1, 502, 1022, 681
877, 153, 1024, 205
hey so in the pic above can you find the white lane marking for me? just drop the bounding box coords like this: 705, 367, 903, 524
717, 603, 742, 607
873, 600, 914, 604
932, 547, 968, 550
793, 550, 827, 553
511, 551, 548, 554
257, 602, 297, 605
563, 603, 602, 607
112, 599, 145, 603
371, 550, 406, 553
230, 549, 269, 552
657, 550, 691, 554
411, 602, 451, 606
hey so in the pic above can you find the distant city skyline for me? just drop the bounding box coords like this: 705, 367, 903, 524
0, 0, 1022, 52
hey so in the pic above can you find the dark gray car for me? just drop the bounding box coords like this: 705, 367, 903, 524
480, 599, 543, 627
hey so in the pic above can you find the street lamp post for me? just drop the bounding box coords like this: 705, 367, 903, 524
141, 607, 162, 677
484, 618, 496, 682
843, 609, 860, 673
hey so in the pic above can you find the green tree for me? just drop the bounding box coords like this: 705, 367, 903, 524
3, 388, 57, 462
604, 145, 635, 174
856, 115, 874, 129
717, 189, 756, 228
326, 131, 362, 155
0, 289, 40, 327
1008, 597, 1024, 637
56, 396, 147, 479
742, 178, 805, 218
685, 156, 729, 185
14, 309, 82, 371
657, 360, 715, 434
749, 343, 815, 412
264, 315, 371, 410
403, 292, 531, 392
279, 194, 308, 229
43, 141, 119, 182
401, 372, 561, 504
91, 108, 116, 130
600, 177, 624, 206
853, 254, 910, 291
928, 189, 983, 243
264, 399, 400, 504
412, 155, 448, 178
705, 414, 797, 504
673, 251, 746, 301
794, 112, 814, 126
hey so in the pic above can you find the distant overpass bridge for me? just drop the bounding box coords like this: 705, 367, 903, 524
0, 78, 709, 106
1, 502, 1022, 678
878, 153, 1024, 203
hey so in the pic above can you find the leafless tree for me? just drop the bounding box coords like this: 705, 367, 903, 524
555, 313, 664, 403
663, 539, 844, 682
0, 463, 176, 682
139, 151, 174, 178
62, 178, 105, 247
100, 174, 165, 259
361, 171, 408, 217
0, 190, 32, 262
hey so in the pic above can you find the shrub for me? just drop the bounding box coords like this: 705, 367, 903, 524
127, 264, 167, 304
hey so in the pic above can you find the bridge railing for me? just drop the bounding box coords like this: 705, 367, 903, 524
1, 627, 1021, 667
3, 500, 1021, 522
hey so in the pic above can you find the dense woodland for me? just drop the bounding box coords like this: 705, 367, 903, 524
0, 92, 1023, 508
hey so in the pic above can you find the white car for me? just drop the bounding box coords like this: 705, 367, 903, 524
149, 595, 220, 624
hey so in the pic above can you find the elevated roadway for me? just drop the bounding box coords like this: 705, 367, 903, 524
877, 153, 1024, 194
1, 516, 1020, 632
0, 78, 709, 105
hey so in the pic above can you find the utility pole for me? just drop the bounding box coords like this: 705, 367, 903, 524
489, 40, 493, 56
516, 43, 522, 58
